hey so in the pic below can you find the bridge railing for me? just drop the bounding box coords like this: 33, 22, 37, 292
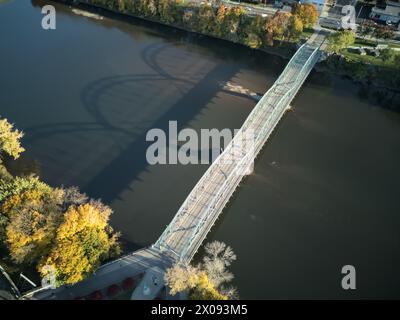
153, 43, 310, 252
180, 44, 322, 261
240, 42, 309, 133
253, 46, 321, 154
153, 41, 322, 262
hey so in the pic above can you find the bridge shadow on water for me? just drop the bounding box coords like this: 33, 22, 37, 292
21, 41, 243, 251
22, 2, 292, 251
80, 48, 241, 204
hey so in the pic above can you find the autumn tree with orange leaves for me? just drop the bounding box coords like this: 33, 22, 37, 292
0, 129, 121, 287
292, 3, 318, 29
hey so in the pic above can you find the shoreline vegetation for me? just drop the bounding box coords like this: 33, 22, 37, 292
0, 118, 121, 293
0, 116, 239, 300
59, 0, 400, 109
62, 0, 315, 61
165, 241, 238, 300
74, 0, 318, 50
324, 30, 400, 109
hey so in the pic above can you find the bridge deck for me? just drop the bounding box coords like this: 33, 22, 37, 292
153, 36, 324, 262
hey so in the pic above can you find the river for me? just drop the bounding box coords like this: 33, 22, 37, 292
1, 0, 400, 299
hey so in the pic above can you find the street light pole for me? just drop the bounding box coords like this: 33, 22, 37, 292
357, 4, 364, 20
0, 264, 21, 299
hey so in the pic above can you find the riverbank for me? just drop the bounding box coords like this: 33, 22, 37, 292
58, 0, 400, 110
317, 54, 400, 111
60, 0, 301, 58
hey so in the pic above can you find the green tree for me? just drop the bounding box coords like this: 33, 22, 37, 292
117, 0, 126, 12
0, 175, 52, 204
138, 0, 157, 17
394, 55, 400, 68
327, 30, 356, 53
158, 0, 175, 24
244, 32, 262, 49
240, 14, 266, 47
223, 6, 244, 42
347, 61, 368, 81
379, 48, 396, 63
286, 15, 303, 41
197, 3, 216, 34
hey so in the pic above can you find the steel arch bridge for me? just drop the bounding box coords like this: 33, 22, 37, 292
32, 34, 327, 300
153, 36, 325, 263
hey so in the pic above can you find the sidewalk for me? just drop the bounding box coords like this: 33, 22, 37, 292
29, 248, 174, 300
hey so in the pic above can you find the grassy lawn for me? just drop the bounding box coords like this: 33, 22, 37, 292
354, 38, 377, 47
341, 48, 400, 68
387, 42, 400, 49
354, 37, 400, 49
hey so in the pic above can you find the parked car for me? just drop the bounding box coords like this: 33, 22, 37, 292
319, 17, 342, 30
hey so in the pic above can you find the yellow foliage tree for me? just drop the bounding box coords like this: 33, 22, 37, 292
292, 3, 318, 29
287, 15, 304, 41
4, 188, 63, 264
0, 118, 121, 286
0, 118, 25, 160
244, 33, 262, 49
55, 203, 108, 239
165, 264, 229, 300
189, 273, 228, 300
39, 203, 120, 285
265, 12, 292, 44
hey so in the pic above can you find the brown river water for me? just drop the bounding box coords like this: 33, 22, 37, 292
1, 0, 400, 298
